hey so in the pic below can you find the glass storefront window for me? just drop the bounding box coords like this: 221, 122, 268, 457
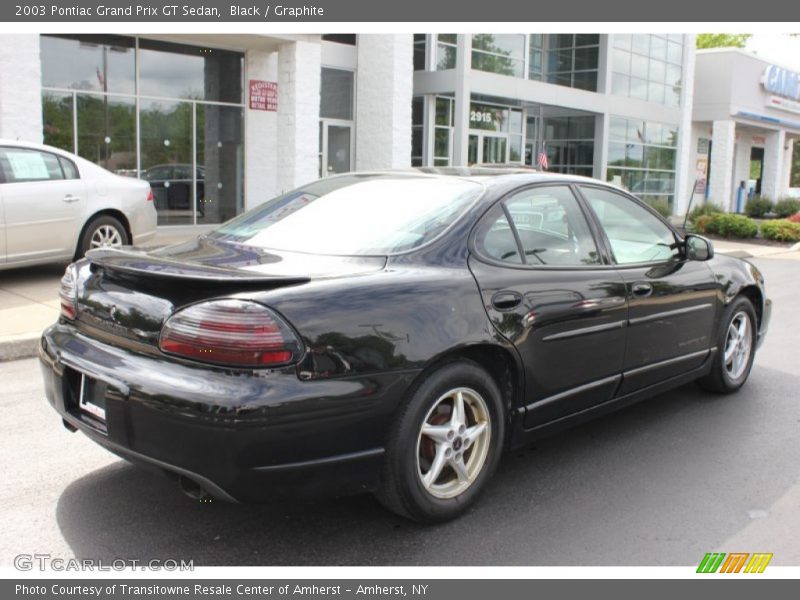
612, 34, 683, 106
139, 99, 194, 226
436, 34, 457, 70
471, 34, 525, 78
606, 116, 678, 210
42, 92, 74, 153
413, 34, 427, 71
541, 115, 595, 175
40, 35, 135, 95
196, 104, 244, 224
138, 38, 243, 103
76, 94, 136, 175
411, 96, 424, 166
434, 96, 455, 164
41, 35, 246, 227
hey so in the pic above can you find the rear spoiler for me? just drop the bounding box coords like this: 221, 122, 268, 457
85, 247, 311, 286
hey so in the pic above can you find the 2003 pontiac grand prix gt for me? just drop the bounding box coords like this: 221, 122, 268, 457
40, 168, 771, 523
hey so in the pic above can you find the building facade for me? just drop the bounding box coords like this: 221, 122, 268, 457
19, 33, 800, 229
0, 33, 412, 228
691, 49, 799, 212
411, 34, 696, 215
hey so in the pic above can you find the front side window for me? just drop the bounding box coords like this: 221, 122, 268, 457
476, 186, 600, 266
580, 186, 678, 264
0, 148, 65, 183
211, 176, 483, 256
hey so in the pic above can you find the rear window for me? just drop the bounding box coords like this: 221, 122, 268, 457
210, 175, 483, 255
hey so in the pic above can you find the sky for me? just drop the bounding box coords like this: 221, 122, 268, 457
746, 33, 800, 70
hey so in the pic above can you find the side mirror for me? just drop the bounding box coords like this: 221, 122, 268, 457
684, 234, 714, 261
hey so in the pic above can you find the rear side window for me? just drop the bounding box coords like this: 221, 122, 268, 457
0, 147, 65, 183
475, 186, 601, 266
473, 205, 523, 264
58, 156, 79, 180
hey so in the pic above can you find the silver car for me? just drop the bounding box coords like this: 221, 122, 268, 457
0, 140, 157, 270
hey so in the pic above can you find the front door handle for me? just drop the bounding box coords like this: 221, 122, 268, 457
491, 291, 522, 311
63, 195, 80, 203
631, 282, 653, 298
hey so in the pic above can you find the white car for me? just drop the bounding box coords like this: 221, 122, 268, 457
0, 140, 157, 270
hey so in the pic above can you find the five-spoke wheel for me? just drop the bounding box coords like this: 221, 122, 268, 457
377, 361, 504, 523
416, 387, 491, 499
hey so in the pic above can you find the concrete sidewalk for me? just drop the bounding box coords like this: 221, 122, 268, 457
0, 227, 210, 361
1, 232, 798, 361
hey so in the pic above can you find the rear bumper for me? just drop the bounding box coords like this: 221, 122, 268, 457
40, 323, 418, 502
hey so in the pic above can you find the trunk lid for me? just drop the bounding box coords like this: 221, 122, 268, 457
75, 236, 386, 346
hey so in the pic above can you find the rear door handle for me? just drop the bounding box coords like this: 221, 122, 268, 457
491, 291, 522, 311
63, 195, 80, 203
631, 282, 653, 298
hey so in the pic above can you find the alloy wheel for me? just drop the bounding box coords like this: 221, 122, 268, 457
90, 225, 123, 249
415, 387, 491, 499
723, 311, 753, 380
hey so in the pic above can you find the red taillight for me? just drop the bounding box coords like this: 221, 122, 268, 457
59, 265, 78, 320
146, 188, 155, 202
159, 299, 302, 368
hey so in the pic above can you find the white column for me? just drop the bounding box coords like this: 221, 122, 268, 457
0, 34, 43, 143
277, 40, 321, 192
355, 34, 413, 170
244, 49, 279, 208
761, 129, 786, 201
674, 34, 696, 217
594, 113, 608, 180
783, 139, 795, 192
709, 120, 736, 209
452, 34, 472, 166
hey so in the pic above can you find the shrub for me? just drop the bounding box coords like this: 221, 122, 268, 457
704, 214, 759, 238
774, 197, 800, 219
744, 195, 773, 218
788, 212, 800, 224
687, 202, 722, 224
692, 214, 715, 234
645, 199, 672, 219
760, 219, 800, 242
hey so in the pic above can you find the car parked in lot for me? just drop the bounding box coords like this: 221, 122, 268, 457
40, 168, 771, 522
0, 140, 156, 270
141, 163, 205, 216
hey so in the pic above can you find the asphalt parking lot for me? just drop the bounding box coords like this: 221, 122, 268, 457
1, 255, 798, 567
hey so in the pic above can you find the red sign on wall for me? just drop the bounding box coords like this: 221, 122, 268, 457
249, 80, 278, 111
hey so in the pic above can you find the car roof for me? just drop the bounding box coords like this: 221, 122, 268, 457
338, 167, 617, 195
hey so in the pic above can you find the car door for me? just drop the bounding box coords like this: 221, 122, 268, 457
0, 146, 86, 262
468, 184, 629, 429
577, 185, 719, 395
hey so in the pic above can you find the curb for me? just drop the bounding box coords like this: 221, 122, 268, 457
0, 335, 40, 362
791, 242, 800, 252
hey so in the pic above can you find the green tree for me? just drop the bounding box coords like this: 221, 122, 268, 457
696, 34, 752, 49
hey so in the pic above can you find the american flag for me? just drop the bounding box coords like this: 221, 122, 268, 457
536, 142, 549, 170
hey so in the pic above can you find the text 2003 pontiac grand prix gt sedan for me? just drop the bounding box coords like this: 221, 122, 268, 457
40, 168, 771, 523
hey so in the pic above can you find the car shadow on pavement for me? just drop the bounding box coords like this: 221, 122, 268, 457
54, 369, 798, 566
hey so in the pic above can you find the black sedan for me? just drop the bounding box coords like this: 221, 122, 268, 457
40, 169, 771, 523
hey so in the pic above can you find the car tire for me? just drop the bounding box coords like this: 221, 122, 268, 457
697, 296, 758, 394
76, 215, 129, 259
376, 360, 505, 523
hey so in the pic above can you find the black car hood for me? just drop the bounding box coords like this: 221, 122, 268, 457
87, 236, 387, 282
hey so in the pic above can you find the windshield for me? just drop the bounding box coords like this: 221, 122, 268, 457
210, 175, 484, 255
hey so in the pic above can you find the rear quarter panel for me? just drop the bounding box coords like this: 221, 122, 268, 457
251, 264, 506, 379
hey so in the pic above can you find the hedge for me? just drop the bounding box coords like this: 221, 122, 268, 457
760, 219, 800, 242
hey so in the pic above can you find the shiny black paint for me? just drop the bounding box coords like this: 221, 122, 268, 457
40, 171, 772, 502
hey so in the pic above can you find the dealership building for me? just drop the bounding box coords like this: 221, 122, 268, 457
0, 33, 796, 229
